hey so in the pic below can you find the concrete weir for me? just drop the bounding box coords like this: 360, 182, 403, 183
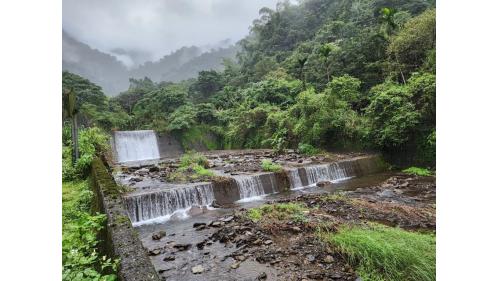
119, 154, 386, 225
111, 130, 183, 165
91, 143, 387, 280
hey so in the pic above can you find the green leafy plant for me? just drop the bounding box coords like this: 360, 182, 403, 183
261, 159, 282, 172
402, 167, 432, 176
63, 127, 110, 181
298, 143, 320, 155
62, 181, 118, 281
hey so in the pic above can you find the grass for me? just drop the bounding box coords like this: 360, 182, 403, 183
247, 203, 307, 222
321, 192, 350, 203
168, 152, 214, 182
402, 167, 433, 176
322, 223, 435, 281
180, 151, 210, 168
261, 159, 283, 172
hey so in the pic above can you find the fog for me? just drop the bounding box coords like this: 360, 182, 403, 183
62, 0, 284, 67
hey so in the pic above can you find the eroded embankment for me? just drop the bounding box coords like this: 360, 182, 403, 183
90, 158, 160, 281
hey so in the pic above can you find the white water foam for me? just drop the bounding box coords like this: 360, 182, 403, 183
124, 183, 215, 224
114, 130, 160, 163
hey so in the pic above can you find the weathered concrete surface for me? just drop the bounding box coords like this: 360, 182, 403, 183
212, 176, 240, 204
156, 133, 183, 159
91, 158, 160, 281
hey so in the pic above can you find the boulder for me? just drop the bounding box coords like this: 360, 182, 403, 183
191, 265, 204, 274
152, 230, 166, 240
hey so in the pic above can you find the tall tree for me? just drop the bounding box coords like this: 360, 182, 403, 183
63, 89, 79, 164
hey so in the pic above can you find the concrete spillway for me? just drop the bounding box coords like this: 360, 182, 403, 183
286, 156, 386, 189
124, 183, 215, 225
114, 130, 160, 163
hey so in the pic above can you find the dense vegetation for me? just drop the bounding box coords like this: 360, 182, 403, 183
62, 123, 117, 279
63, 0, 436, 167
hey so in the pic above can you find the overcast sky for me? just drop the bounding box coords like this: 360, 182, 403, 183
63, 0, 286, 64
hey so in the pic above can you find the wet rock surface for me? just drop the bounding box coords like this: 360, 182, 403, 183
135, 172, 435, 281
113, 150, 368, 191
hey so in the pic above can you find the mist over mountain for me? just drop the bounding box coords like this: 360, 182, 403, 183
62, 31, 238, 96
62, 30, 129, 96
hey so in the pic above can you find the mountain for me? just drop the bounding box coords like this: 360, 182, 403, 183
130, 45, 239, 82
62, 31, 239, 96
62, 31, 129, 96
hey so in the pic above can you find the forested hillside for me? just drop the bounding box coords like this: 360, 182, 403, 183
63, 0, 436, 166
63, 33, 238, 95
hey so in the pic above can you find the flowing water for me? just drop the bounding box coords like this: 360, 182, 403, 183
287, 168, 303, 189
124, 183, 215, 226
114, 130, 160, 163
233, 175, 267, 202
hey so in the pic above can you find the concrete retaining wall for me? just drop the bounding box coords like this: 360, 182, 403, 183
90, 158, 160, 281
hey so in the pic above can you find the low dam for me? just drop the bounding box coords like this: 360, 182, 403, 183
112, 130, 184, 164
101, 130, 393, 280
124, 183, 215, 225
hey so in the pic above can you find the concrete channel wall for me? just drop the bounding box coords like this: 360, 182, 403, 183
90, 158, 160, 281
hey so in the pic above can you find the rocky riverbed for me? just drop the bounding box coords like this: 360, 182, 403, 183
135, 173, 436, 281
113, 150, 370, 189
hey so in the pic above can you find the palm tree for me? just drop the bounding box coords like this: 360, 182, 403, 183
380, 7, 406, 84
297, 56, 308, 90
380, 7, 397, 37
64, 89, 79, 164
319, 43, 333, 83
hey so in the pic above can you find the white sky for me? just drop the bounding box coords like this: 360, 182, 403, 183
62, 0, 285, 62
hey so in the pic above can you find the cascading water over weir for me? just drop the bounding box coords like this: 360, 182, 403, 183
286, 156, 383, 190
233, 173, 279, 202
124, 183, 215, 225
114, 130, 160, 163
117, 153, 385, 225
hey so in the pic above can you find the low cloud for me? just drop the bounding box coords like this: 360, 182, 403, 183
63, 0, 283, 65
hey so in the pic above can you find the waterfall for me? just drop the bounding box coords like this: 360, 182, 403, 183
124, 183, 215, 225
288, 168, 303, 189
234, 175, 266, 201
114, 130, 160, 163
299, 162, 351, 187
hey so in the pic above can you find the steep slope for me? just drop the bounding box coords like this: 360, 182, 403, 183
62, 30, 129, 96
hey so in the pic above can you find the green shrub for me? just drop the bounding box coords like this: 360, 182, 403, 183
298, 143, 320, 155
62, 180, 118, 281
261, 159, 282, 172
179, 151, 209, 168
323, 223, 435, 281
402, 167, 432, 176
63, 127, 110, 181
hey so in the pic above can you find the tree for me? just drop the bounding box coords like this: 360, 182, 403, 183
191, 70, 223, 101
297, 56, 308, 90
387, 9, 436, 80
63, 89, 79, 164
319, 43, 333, 83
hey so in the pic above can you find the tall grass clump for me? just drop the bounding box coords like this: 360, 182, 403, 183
323, 223, 435, 281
